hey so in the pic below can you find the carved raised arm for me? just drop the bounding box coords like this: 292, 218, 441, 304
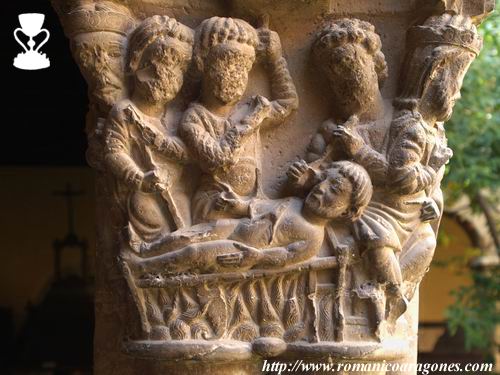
180, 107, 243, 172
258, 28, 299, 127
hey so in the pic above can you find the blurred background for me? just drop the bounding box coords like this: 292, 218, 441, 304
0, 1, 498, 374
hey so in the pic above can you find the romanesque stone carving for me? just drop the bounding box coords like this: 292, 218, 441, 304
63, 1, 136, 169
104, 15, 194, 241
51, 0, 493, 373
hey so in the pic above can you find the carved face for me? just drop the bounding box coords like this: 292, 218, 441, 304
204, 44, 255, 105
305, 171, 352, 220
134, 39, 189, 104
420, 52, 474, 122
323, 44, 379, 116
72, 32, 126, 110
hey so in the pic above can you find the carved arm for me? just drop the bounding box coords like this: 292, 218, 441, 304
104, 112, 144, 189
387, 123, 436, 195
180, 109, 244, 172
258, 28, 299, 127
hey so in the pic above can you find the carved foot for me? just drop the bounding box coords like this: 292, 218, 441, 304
375, 320, 389, 342
386, 293, 409, 326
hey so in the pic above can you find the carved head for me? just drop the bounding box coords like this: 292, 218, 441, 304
312, 18, 388, 117
305, 161, 372, 221
127, 16, 194, 105
395, 13, 481, 122
65, 1, 136, 111
194, 17, 259, 105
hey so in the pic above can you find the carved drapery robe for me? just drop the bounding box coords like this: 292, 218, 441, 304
352, 110, 442, 252
104, 100, 191, 240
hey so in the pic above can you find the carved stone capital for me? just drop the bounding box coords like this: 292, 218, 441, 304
51, 1, 494, 373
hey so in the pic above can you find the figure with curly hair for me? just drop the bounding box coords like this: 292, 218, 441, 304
288, 18, 397, 337
306, 18, 389, 164
104, 16, 195, 242
292, 15, 481, 338
179, 17, 299, 224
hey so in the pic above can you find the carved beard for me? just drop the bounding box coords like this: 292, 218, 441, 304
136, 67, 184, 103
207, 57, 250, 104
431, 80, 458, 122
73, 43, 125, 110
333, 74, 374, 115
212, 74, 247, 104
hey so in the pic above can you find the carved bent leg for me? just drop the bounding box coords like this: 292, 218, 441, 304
399, 223, 437, 301
133, 216, 275, 258
365, 246, 407, 336
128, 190, 173, 242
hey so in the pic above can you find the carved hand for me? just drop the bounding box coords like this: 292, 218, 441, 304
140, 170, 165, 193
420, 198, 440, 222
287, 159, 316, 188
237, 95, 272, 135
214, 191, 249, 216
233, 242, 263, 268
428, 146, 453, 171
257, 28, 283, 63
320, 119, 339, 144
217, 243, 262, 268
330, 116, 364, 156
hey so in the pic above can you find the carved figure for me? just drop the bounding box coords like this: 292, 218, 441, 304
307, 18, 388, 164
292, 18, 397, 336
302, 14, 480, 336
179, 17, 299, 223
126, 161, 372, 274
394, 13, 482, 299
51, 0, 494, 367
64, 1, 136, 168
104, 16, 194, 241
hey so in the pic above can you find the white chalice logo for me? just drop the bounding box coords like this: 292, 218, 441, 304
13, 13, 51, 70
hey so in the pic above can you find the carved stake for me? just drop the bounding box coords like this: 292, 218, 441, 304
326, 226, 349, 342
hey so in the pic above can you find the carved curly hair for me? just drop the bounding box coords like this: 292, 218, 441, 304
312, 18, 388, 85
322, 161, 373, 221
127, 15, 194, 75
193, 17, 259, 72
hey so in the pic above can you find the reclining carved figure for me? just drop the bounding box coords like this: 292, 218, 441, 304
125, 161, 372, 275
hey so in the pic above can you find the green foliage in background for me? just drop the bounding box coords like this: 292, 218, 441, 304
443, 10, 500, 206
446, 266, 500, 351
443, 8, 500, 355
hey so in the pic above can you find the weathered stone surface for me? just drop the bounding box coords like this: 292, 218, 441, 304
50, 1, 494, 373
